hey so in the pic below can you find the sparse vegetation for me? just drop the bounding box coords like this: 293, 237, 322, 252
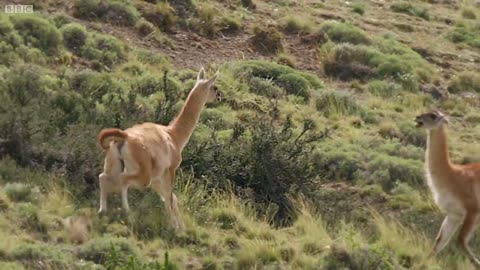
390, 1, 430, 20
251, 25, 284, 54
447, 71, 480, 93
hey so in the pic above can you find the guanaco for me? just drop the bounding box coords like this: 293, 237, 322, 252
97, 67, 221, 230
416, 110, 480, 266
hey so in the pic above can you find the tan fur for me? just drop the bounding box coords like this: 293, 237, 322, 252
97, 68, 220, 231
416, 110, 480, 266
62, 216, 91, 244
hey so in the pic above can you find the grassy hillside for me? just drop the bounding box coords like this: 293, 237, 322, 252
0, 0, 479, 269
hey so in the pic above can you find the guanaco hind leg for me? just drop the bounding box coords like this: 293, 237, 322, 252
458, 214, 480, 266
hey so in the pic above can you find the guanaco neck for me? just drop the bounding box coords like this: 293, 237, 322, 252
168, 85, 208, 151
426, 125, 453, 175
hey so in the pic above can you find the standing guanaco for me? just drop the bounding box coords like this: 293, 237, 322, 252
97, 67, 221, 230
416, 110, 480, 266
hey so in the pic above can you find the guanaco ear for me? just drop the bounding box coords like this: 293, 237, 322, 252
197, 67, 206, 81
206, 71, 219, 88
443, 116, 449, 124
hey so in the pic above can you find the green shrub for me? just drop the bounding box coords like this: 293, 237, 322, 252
0, 17, 23, 48
447, 71, 480, 93
11, 243, 73, 270
462, 9, 477, 19
228, 60, 323, 91
52, 14, 72, 28
73, 0, 140, 26
277, 73, 311, 100
276, 52, 296, 68
219, 16, 242, 33
193, 3, 217, 37
323, 44, 376, 80
4, 182, 32, 202
13, 203, 47, 233
364, 154, 424, 191
3, 64, 44, 107
449, 21, 480, 48
81, 34, 126, 68
251, 25, 283, 54
16, 46, 46, 65
78, 237, 140, 265
323, 37, 433, 90
69, 70, 124, 101
248, 77, 284, 98
315, 90, 361, 117
139, 2, 177, 32
135, 18, 156, 37
135, 49, 171, 68
10, 14, 62, 55
352, 3, 365, 15
390, 2, 429, 20
105, 0, 140, 26
72, 0, 103, 19
316, 21, 370, 45
280, 16, 314, 34
60, 23, 87, 54
367, 80, 402, 97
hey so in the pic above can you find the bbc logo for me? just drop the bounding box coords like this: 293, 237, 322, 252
4, 5, 34, 13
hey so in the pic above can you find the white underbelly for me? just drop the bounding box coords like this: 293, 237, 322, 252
427, 173, 465, 215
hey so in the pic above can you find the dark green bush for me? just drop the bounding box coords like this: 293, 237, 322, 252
183, 116, 330, 225
324, 38, 432, 90
316, 21, 370, 45
73, 0, 140, 26
229, 60, 323, 94
447, 71, 480, 93
69, 70, 124, 102
104, 1, 140, 26
0, 18, 23, 48
277, 73, 311, 100
3, 64, 44, 107
60, 23, 87, 54
81, 34, 126, 68
10, 15, 62, 55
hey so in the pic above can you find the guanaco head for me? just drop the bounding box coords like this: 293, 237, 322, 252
415, 110, 449, 130
195, 67, 221, 103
